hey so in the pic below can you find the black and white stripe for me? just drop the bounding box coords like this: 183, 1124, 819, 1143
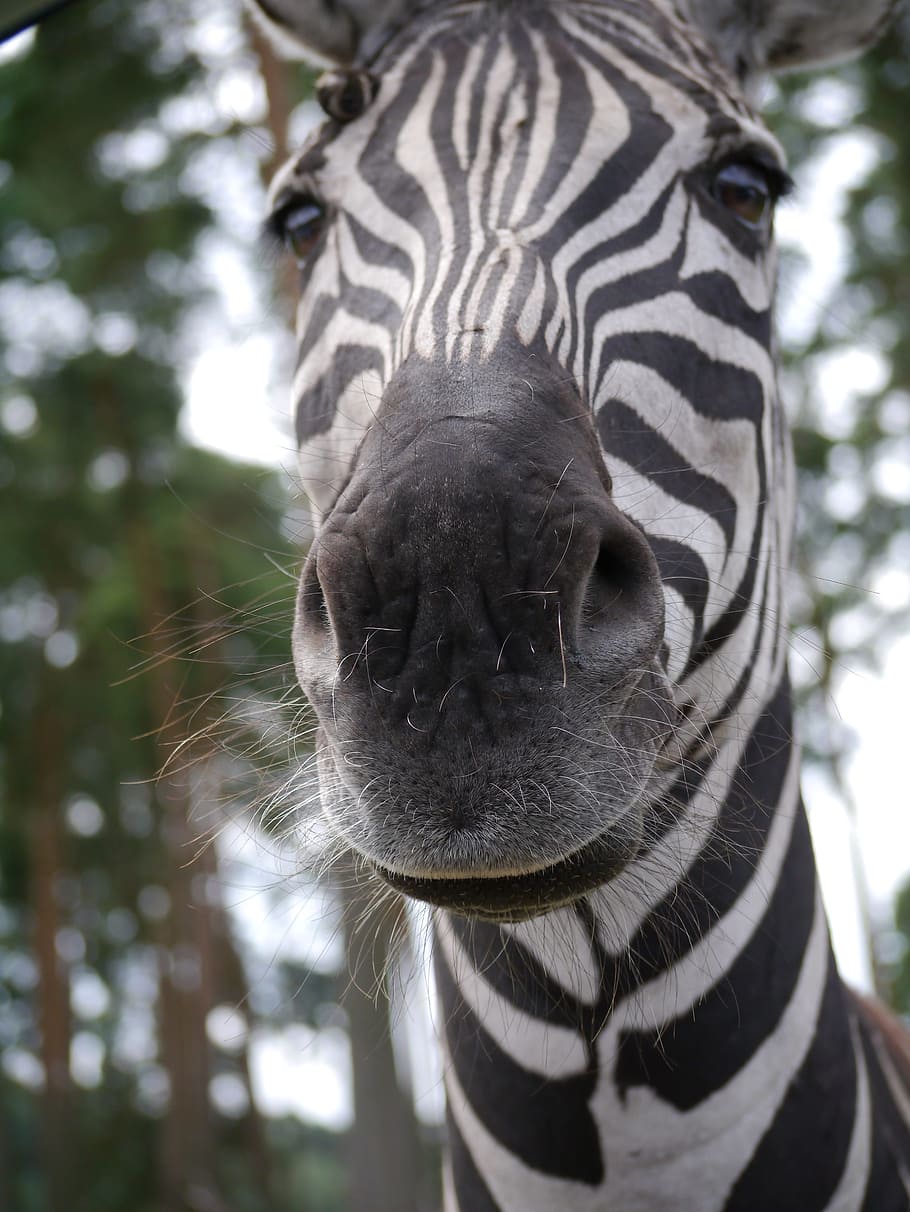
251, 0, 910, 1207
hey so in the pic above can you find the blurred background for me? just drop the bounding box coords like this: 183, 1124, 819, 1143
0, 2, 908, 1209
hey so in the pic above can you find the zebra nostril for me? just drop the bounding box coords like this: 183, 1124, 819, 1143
583, 523, 657, 617
582, 544, 637, 623
299, 556, 332, 637
578, 523, 664, 672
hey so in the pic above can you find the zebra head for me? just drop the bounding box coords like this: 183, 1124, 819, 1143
251, 0, 894, 919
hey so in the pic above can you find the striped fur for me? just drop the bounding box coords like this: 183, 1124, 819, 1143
253, 1, 910, 1208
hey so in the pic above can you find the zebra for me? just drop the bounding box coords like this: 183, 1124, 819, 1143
249, 0, 910, 1207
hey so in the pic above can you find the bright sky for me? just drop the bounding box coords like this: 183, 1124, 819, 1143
807, 637, 910, 985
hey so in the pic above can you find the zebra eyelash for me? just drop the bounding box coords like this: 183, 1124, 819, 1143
692, 146, 795, 243
262, 193, 329, 265
261, 205, 293, 257
711, 145, 795, 203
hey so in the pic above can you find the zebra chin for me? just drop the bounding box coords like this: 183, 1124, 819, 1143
369, 830, 642, 922
311, 689, 672, 921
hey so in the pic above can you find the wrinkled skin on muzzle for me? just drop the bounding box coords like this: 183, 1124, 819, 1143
294, 355, 674, 918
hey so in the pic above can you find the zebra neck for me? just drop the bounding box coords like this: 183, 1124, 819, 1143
437, 675, 810, 1035
433, 677, 868, 1208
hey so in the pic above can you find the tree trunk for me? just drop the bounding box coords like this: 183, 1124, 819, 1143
339, 860, 421, 1212
155, 776, 224, 1212
126, 516, 226, 1212
30, 698, 72, 1212
185, 516, 285, 1211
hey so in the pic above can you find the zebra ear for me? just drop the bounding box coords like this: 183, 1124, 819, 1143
679, 0, 897, 77
245, 0, 414, 65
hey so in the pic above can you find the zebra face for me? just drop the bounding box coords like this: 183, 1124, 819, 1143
269, 1, 793, 919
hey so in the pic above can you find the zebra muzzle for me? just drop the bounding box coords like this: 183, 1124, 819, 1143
292, 359, 674, 912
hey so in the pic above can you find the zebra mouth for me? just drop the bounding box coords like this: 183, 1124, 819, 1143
371, 830, 634, 921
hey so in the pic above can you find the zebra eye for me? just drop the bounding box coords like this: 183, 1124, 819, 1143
713, 162, 773, 229
281, 200, 326, 264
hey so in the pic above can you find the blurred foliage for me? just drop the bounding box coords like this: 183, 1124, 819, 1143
766, 15, 910, 996
768, 13, 910, 768
889, 883, 910, 1017
0, 2, 356, 1209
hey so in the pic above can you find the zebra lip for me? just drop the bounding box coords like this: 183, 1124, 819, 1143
370, 835, 630, 921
